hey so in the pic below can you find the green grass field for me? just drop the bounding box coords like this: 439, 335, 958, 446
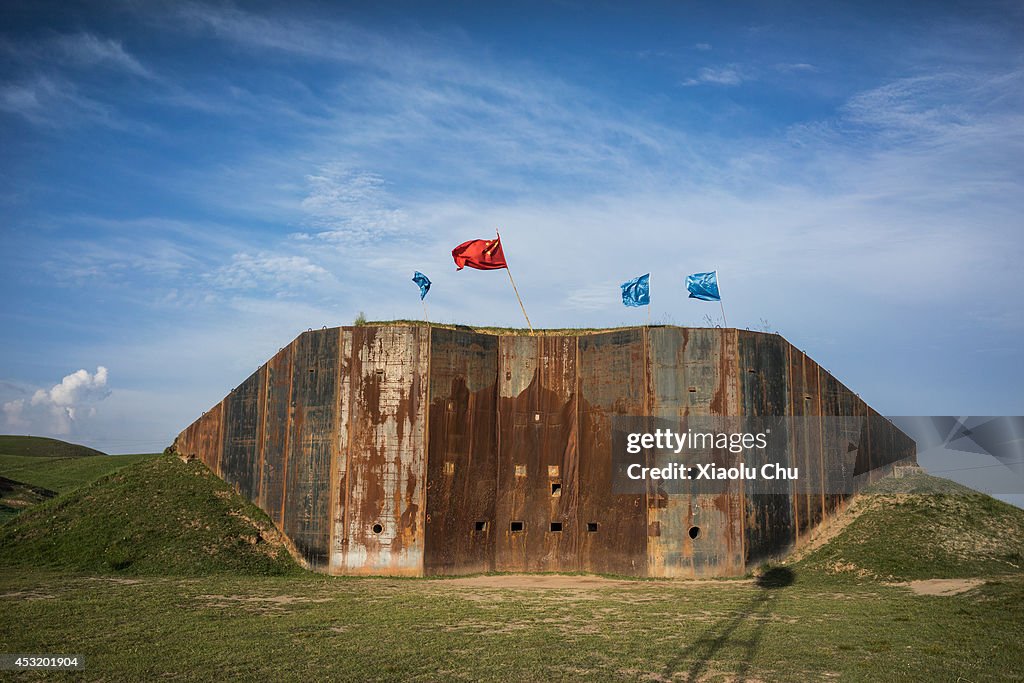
0, 444, 1022, 681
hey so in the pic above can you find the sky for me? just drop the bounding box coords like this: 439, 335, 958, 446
1, 1, 1022, 497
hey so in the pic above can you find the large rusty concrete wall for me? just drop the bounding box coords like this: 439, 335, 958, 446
175, 324, 915, 577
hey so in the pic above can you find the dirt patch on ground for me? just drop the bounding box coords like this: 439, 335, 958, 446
196, 593, 334, 614
437, 574, 749, 590
199, 593, 333, 605
1, 590, 56, 600
897, 579, 985, 596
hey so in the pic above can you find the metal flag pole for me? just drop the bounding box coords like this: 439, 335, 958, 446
422, 299, 429, 324
647, 274, 651, 325
716, 269, 728, 328
496, 230, 534, 334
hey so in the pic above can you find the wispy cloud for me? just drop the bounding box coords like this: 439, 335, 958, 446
775, 62, 818, 73
0, 75, 111, 127
682, 65, 745, 86
52, 33, 155, 78
209, 253, 330, 292
2, 31, 155, 78
298, 167, 411, 243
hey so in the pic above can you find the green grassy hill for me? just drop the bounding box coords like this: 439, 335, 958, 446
794, 472, 1024, 581
0, 435, 159, 523
0, 451, 158, 494
0, 434, 105, 458
0, 455, 301, 576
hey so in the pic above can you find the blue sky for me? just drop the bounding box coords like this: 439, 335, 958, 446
1, 0, 1022, 482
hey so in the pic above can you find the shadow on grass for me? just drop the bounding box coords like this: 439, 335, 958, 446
663, 567, 795, 682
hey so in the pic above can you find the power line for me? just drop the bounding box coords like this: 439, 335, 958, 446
928, 459, 1024, 474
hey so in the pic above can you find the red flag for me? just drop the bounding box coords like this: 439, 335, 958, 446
451, 236, 508, 270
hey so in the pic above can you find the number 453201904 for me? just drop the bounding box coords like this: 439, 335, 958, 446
1, 655, 84, 670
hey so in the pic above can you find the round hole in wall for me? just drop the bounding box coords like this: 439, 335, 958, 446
688, 526, 702, 540
372, 523, 384, 534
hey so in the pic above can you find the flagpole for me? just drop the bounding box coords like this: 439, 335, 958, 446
643, 272, 651, 325
497, 230, 534, 334
716, 269, 728, 328
422, 299, 429, 324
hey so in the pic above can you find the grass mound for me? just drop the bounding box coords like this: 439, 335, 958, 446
0, 435, 105, 458
0, 455, 301, 576
795, 472, 1024, 581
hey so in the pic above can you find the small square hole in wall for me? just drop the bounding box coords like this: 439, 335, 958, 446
510, 521, 525, 532
550, 522, 563, 532
514, 464, 527, 477
375, 368, 385, 376
474, 521, 488, 532
551, 482, 562, 496
688, 386, 697, 393
533, 412, 541, 422
443, 461, 455, 476
587, 522, 599, 532
548, 465, 560, 478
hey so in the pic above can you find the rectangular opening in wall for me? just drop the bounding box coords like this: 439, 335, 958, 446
510, 521, 525, 532
548, 465, 560, 478
550, 522, 563, 532
587, 522, 599, 532
474, 521, 488, 532
514, 464, 527, 477
443, 461, 455, 476
551, 482, 561, 496
688, 386, 697, 393
375, 368, 385, 376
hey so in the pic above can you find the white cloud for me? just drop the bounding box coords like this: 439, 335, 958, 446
53, 33, 155, 78
682, 65, 744, 86
0, 76, 104, 126
776, 63, 818, 73
0, 74, 148, 131
3, 366, 111, 436
210, 252, 329, 291
300, 167, 410, 243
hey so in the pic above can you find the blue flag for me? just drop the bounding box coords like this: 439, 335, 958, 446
621, 273, 650, 307
412, 271, 431, 300
686, 271, 720, 301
